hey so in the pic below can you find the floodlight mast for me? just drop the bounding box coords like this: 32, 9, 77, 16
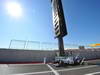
51, 0, 68, 56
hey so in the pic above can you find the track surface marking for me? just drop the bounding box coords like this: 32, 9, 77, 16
47, 64, 59, 75
85, 72, 100, 75
10, 65, 97, 75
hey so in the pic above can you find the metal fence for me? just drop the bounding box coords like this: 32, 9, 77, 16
9, 39, 99, 50
9, 40, 58, 50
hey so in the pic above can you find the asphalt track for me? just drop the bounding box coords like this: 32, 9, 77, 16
0, 60, 100, 75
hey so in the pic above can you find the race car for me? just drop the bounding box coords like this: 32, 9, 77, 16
53, 55, 85, 67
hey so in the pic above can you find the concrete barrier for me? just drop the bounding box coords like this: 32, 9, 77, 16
0, 48, 56, 63
0, 48, 100, 63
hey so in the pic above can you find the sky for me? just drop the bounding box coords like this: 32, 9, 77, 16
0, 0, 100, 49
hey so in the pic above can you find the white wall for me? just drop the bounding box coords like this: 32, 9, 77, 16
0, 48, 100, 63
0, 48, 56, 63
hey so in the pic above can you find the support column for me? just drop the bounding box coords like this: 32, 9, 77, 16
58, 37, 65, 56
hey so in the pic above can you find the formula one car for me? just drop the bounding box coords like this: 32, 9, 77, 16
53, 55, 85, 67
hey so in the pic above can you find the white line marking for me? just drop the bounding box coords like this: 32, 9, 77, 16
47, 64, 59, 75
85, 72, 100, 75
8, 63, 44, 66
0, 64, 9, 67
10, 65, 97, 75
11, 71, 52, 75
58, 65, 97, 72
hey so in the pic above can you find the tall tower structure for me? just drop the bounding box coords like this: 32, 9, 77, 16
51, 0, 68, 56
